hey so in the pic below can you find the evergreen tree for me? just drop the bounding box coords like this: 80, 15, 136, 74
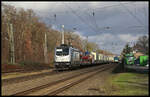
121, 43, 132, 58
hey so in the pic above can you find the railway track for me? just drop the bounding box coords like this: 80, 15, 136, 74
2, 69, 25, 73
2, 69, 60, 86
2, 68, 52, 74
12, 63, 115, 96
2, 63, 105, 85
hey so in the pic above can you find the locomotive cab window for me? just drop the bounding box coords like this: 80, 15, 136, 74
127, 56, 134, 61
56, 47, 69, 56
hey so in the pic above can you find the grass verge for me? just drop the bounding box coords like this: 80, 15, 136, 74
110, 73, 149, 96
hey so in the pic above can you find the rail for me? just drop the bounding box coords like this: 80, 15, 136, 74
12, 63, 114, 96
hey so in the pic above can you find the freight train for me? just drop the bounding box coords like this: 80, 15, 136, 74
54, 44, 115, 70
114, 56, 119, 63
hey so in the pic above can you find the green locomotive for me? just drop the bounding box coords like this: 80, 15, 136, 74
124, 53, 135, 65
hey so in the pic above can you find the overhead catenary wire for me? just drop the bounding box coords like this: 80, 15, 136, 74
77, 6, 100, 33
49, 2, 147, 34
81, 2, 147, 34
143, 6, 148, 29
91, 9, 102, 33
75, 2, 146, 53
73, 3, 133, 53
45, 2, 147, 31
81, 2, 132, 11
75, 4, 112, 34
119, 2, 146, 27
129, 2, 148, 28
76, 7, 99, 33
42, 3, 64, 30
63, 3, 100, 33
73, 4, 112, 48
41, 3, 95, 33
44, 2, 147, 54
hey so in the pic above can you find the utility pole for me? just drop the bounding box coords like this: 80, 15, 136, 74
62, 25, 64, 44
68, 31, 73, 46
44, 32, 48, 64
10, 24, 15, 64
86, 36, 88, 51
68, 32, 71, 46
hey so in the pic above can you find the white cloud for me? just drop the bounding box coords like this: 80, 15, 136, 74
74, 31, 86, 39
117, 34, 142, 42
89, 33, 116, 42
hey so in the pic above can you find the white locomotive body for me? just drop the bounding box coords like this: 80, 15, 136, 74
54, 44, 80, 69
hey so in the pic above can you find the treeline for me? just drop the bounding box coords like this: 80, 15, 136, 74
121, 35, 149, 58
2, 4, 61, 65
2, 4, 108, 65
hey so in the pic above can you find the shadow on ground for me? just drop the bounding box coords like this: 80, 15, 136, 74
116, 81, 148, 87
112, 63, 149, 74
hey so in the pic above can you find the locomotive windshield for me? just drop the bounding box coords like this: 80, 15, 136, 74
127, 56, 134, 61
56, 47, 69, 56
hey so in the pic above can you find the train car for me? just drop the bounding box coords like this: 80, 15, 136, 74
106, 56, 109, 62
98, 53, 104, 63
102, 54, 105, 62
81, 51, 94, 65
109, 56, 114, 62
91, 51, 99, 64
139, 55, 149, 66
54, 44, 80, 70
114, 56, 119, 63
106, 56, 110, 63
103, 55, 107, 63
107, 56, 112, 63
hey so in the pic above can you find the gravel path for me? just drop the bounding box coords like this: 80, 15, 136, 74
57, 64, 118, 96
2, 69, 58, 86
2, 69, 53, 80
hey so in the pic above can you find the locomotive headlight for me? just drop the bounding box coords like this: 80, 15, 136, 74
66, 63, 70, 65
55, 57, 57, 60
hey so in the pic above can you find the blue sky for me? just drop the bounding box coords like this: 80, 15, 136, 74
3, 1, 149, 55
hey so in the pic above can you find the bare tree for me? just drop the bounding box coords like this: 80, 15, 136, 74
133, 35, 149, 55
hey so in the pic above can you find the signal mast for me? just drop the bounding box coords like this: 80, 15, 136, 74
61, 25, 65, 45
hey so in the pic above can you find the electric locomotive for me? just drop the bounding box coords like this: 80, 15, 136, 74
54, 44, 81, 70
124, 53, 135, 65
